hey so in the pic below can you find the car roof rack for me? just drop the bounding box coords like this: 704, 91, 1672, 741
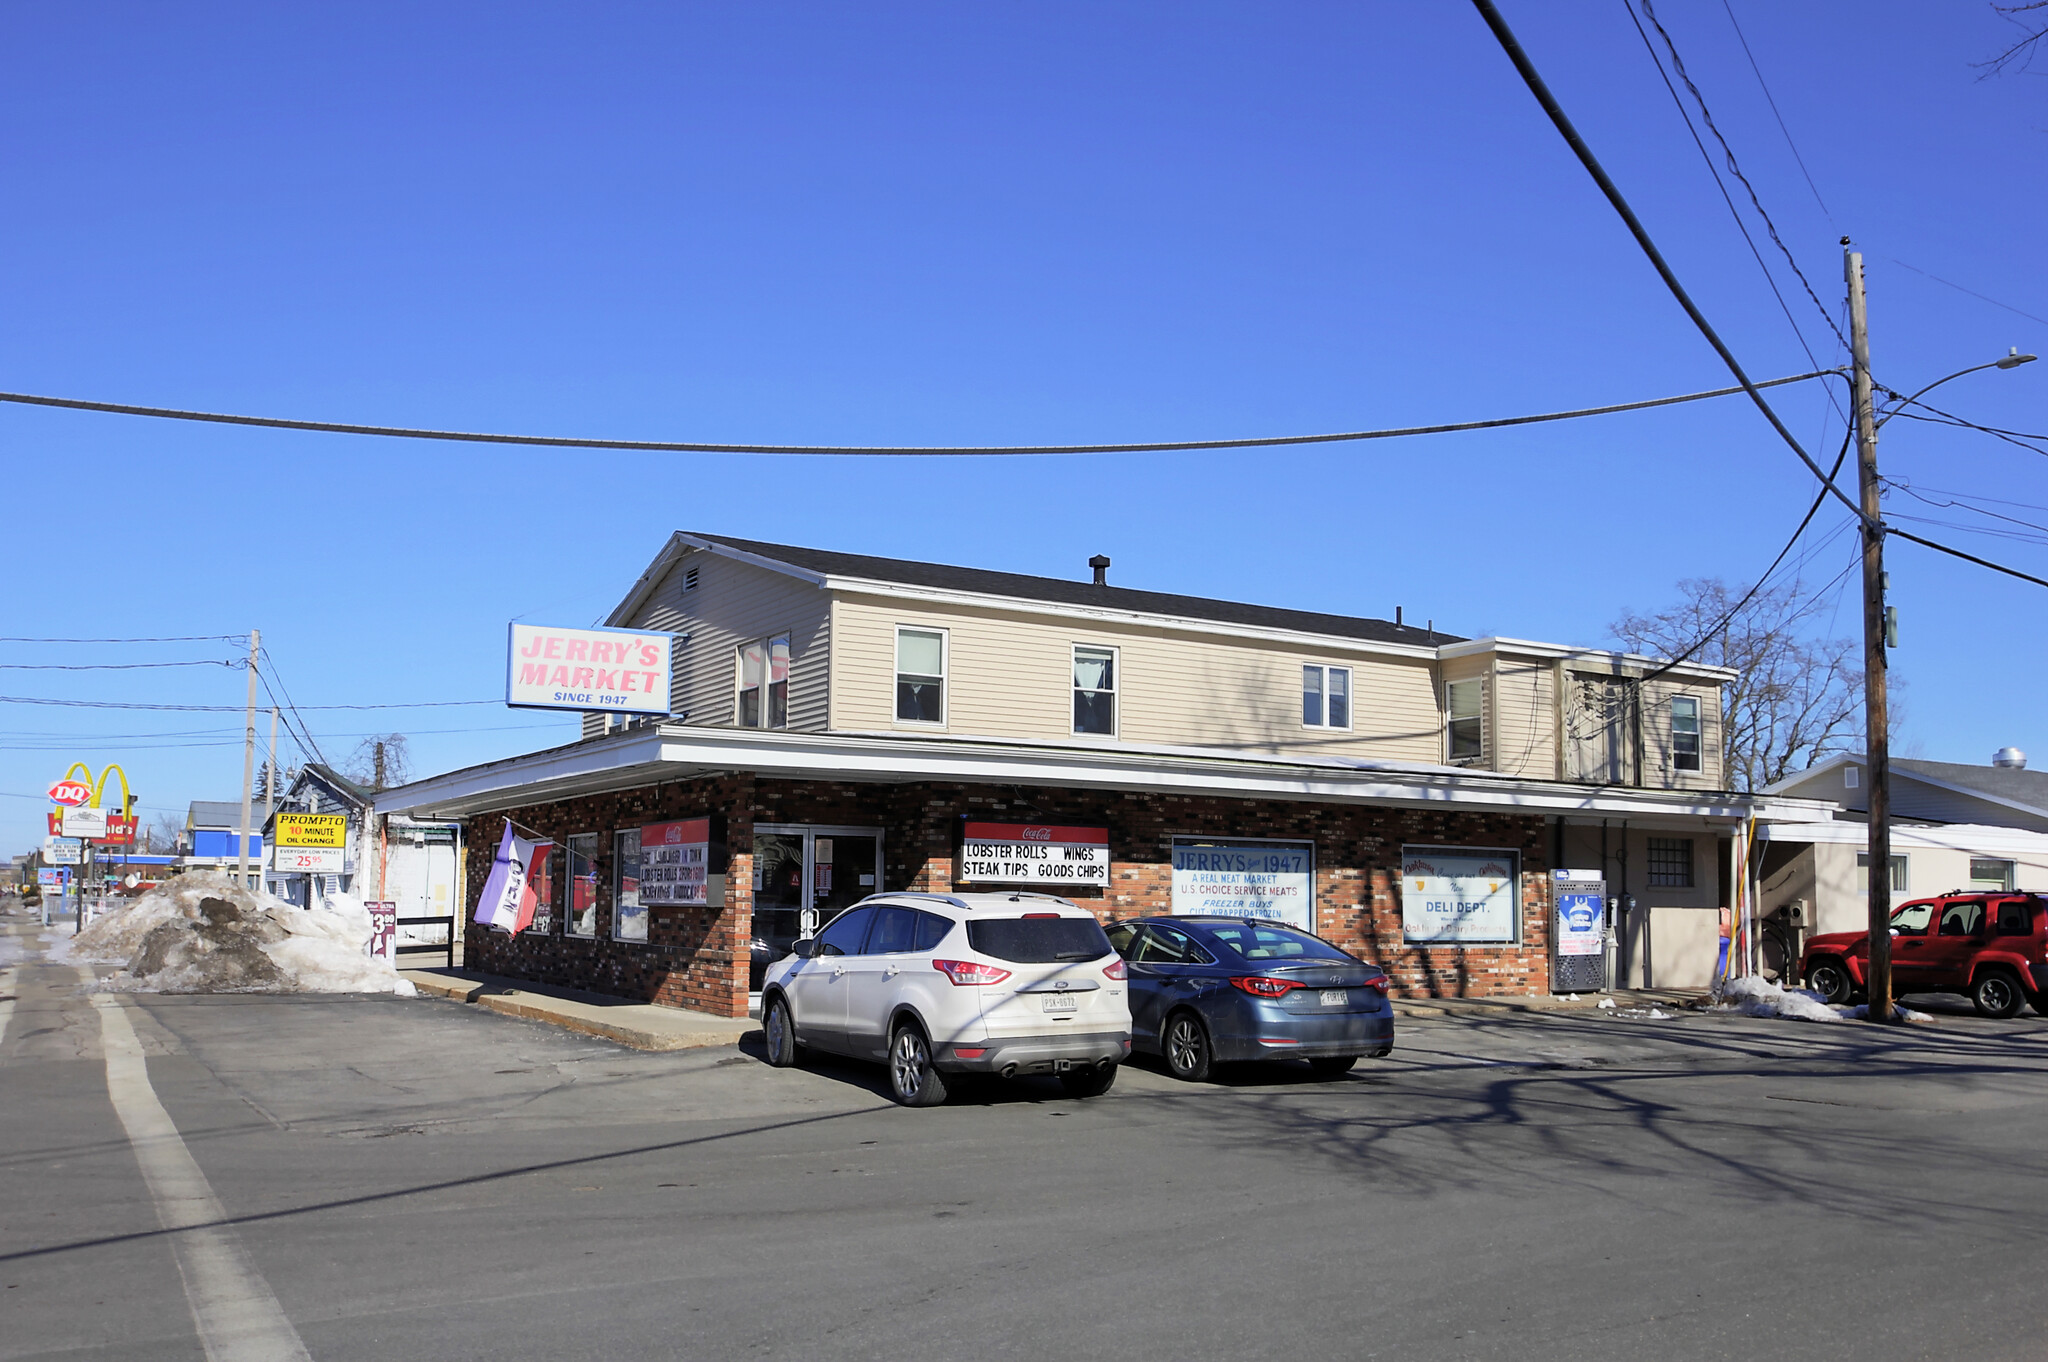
857, 891, 971, 911
997, 891, 1078, 907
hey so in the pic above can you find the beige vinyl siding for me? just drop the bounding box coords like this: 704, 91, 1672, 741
1487, 653, 1556, 779
830, 594, 1440, 761
625, 550, 832, 731
1641, 677, 1724, 791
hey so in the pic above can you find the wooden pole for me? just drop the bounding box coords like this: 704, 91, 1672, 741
237, 630, 260, 889
1846, 248, 1894, 1023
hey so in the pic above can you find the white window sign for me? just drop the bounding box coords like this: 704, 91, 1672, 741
273, 847, 345, 874
642, 818, 714, 906
958, 822, 1110, 887
1401, 846, 1520, 944
1170, 839, 1314, 930
507, 623, 673, 715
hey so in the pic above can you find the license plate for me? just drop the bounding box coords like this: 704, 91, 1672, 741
1042, 994, 1079, 1014
1320, 990, 1349, 1007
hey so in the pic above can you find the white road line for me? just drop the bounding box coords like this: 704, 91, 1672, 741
92, 992, 313, 1362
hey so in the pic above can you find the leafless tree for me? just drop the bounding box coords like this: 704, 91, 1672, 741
147, 812, 186, 855
1613, 577, 1898, 792
346, 733, 412, 792
1979, 1, 2048, 76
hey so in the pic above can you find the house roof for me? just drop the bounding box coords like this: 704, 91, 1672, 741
675, 533, 1464, 649
1894, 758, 2048, 817
187, 801, 254, 829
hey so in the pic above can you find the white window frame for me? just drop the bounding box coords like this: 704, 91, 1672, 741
1446, 678, 1483, 762
1857, 852, 1910, 894
1302, 664, 1352, 731
1670, 695, 1702, 772
1970, 858, 2016, 892
894, 626, 948, 727
734, 633, 792, 730
1071, 643, 1119, 737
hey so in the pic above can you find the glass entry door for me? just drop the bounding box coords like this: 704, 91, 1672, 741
750, 825, 883, 989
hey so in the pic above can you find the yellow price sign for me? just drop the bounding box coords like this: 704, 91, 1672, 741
274, 813, 348, 848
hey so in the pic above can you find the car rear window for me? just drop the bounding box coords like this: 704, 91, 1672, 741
1203, 921, 1356, 963
966, 916, 1113, 964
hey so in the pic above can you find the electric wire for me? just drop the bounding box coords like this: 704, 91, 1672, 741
1718, 0, 1834, 224
1467, 0, 1868, 529
1623, 1, 1836, 384
0, 695, 500, 711
1637, 0, 1848, 352
1880, 397, 2048, 460
256, 648, 331, 768
0, 635, 247, 645
1885, 257, 2048, 329
0, 660, 237, 671
1884, 481, 2048, 540
0, 370, 1842, 458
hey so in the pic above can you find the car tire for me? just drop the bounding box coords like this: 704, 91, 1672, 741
763, 995, 799, 1068
1162, 1010, 1213, 1083
1972, 968, 2025, 1020
1807, 958, 1855, 1006
1308, 1056, 1357, 1078
1059, 1063, 1118, 1098
888, 1021, 949, 1107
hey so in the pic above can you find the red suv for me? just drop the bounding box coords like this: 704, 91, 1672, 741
1801, 892, 2048, 1018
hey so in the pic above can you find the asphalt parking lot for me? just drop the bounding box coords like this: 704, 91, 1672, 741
7, 922, 2048, 1361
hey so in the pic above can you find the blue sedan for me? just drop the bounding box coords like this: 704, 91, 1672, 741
1104, 916, 1394, 1080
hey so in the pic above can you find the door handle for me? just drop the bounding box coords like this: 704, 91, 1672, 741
885, 965, 901, 977
832, 966, 847, 978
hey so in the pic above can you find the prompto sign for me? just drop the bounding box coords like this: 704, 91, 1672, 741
957, 822, 1110, 887
641, 818, 712, 906
506, 623, 672, 715
274, 813, 347, 848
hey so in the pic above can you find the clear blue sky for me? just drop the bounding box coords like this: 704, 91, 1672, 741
4, 2, 2043, 855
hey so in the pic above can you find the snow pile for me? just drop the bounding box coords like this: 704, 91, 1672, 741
1711, 975, 1843, 1024
65, 873, 416, 996
1839, 1001, 1936, 1023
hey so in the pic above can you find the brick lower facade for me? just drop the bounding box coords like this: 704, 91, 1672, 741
463, 775, 1556, 1016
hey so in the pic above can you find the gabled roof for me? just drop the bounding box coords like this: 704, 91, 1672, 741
628, 532, 1461, 649
1894, 758, 2048, 818
187, 800, 253, 829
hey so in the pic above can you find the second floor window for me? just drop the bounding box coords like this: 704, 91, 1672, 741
736, 634, 791, 729
896, 628, 946, 724
1671, 695, 1702, 771
1303, 665, 1350, 729
1447, 679, 1482, 760
1073, 646, 1116, 735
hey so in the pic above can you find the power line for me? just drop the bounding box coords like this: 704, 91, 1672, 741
1467, 0, 1869, 528
0, 660, 237, 671
0, 634, 247, 645
1635, 0, 1848, 353
1880, 395, 2048, 460
0, 370, 1843, 458
0, 695, 501, 712
1718, 0, 1834, 224
1886, 257, 2048, 328
1888, 525, 2048, 589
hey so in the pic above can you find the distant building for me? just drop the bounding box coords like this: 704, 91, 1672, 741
180, 800, 265, 886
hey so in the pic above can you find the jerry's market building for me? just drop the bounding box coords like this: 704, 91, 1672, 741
371, 535, 1837, 1017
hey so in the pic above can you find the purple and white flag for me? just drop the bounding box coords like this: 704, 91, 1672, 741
474, 825, 544, 935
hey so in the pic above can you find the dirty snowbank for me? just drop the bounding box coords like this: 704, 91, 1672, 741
1710, 975, 1933, 1024
63, 873, 416, 996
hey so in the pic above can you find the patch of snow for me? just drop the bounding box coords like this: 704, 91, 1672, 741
1839, 1002, 1936, 1023
64, 873, 417, 997
1597, 997, 1617, 1010
1711, 975, 1843, 1024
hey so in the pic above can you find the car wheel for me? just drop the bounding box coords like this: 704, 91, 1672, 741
1162, 1010, 1213, 1082
1059, 1063, 1118, 1098
1308, 1056, 1357, 1078
1972, 968, 2025, 1020
763, 995, 799, 1067
1807, 958, 1854, 1006
888, 1022, 949, 1107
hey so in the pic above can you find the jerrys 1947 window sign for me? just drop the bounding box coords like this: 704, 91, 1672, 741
506, 623, 673, 715
957, 822, 1110, 887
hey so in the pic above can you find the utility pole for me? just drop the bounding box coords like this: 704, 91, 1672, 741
237, 630, 260, 890
1846, 246, 1894, 1024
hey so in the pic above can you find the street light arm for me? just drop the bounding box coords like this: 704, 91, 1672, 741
1876, 354, 2036, 428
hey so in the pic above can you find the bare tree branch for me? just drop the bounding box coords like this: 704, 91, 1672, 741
1978, 1, 2048, 77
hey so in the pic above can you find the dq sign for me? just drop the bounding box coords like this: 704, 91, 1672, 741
48, 779, 93, 806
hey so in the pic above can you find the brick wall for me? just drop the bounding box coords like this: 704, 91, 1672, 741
464, 775, 1554, 1015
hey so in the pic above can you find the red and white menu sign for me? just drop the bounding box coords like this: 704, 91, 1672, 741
958, 822, 1110, 888
641, 818, 712, 906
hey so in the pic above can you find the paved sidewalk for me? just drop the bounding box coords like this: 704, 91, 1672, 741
400, 968, 756, 1051
1389, 987, 1707, 1020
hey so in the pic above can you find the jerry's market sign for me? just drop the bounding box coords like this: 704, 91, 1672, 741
507, 624, 672, 715
274, 813, 347, 848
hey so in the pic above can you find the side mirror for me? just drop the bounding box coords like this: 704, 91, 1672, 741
791, 938, 819, 959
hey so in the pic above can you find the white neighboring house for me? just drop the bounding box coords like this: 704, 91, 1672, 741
1757, 751, 2048, 978
263, 765, 463, 951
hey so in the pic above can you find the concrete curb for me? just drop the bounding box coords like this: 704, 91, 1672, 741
401, 969, 756, 1052
1391, 989, 1708, 1020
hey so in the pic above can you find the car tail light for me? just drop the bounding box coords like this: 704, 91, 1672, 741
951, 1047, 988, 1059
933, 958, 1012, 986
1022, 912, 1061, 918
1102, 959, 1128, 980
1362, 974, 1389, 993
1230, 975, 1303, 998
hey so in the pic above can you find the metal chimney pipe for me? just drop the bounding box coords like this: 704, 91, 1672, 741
1089, 554, 1111, 587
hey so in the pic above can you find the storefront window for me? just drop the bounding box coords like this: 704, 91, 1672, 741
614, 829, 646, 941
566, 833, 600, 937
1073, 646, 1116, 735
527, 842, 557, 934
896, 628, 945, 724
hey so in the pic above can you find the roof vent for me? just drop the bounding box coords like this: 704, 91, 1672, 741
1994, 746, 2027, 769
684, 566, 699, 591
1088, 554, 1111, 587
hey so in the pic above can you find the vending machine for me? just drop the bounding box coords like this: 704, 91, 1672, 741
1551, 869, 1607, 993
